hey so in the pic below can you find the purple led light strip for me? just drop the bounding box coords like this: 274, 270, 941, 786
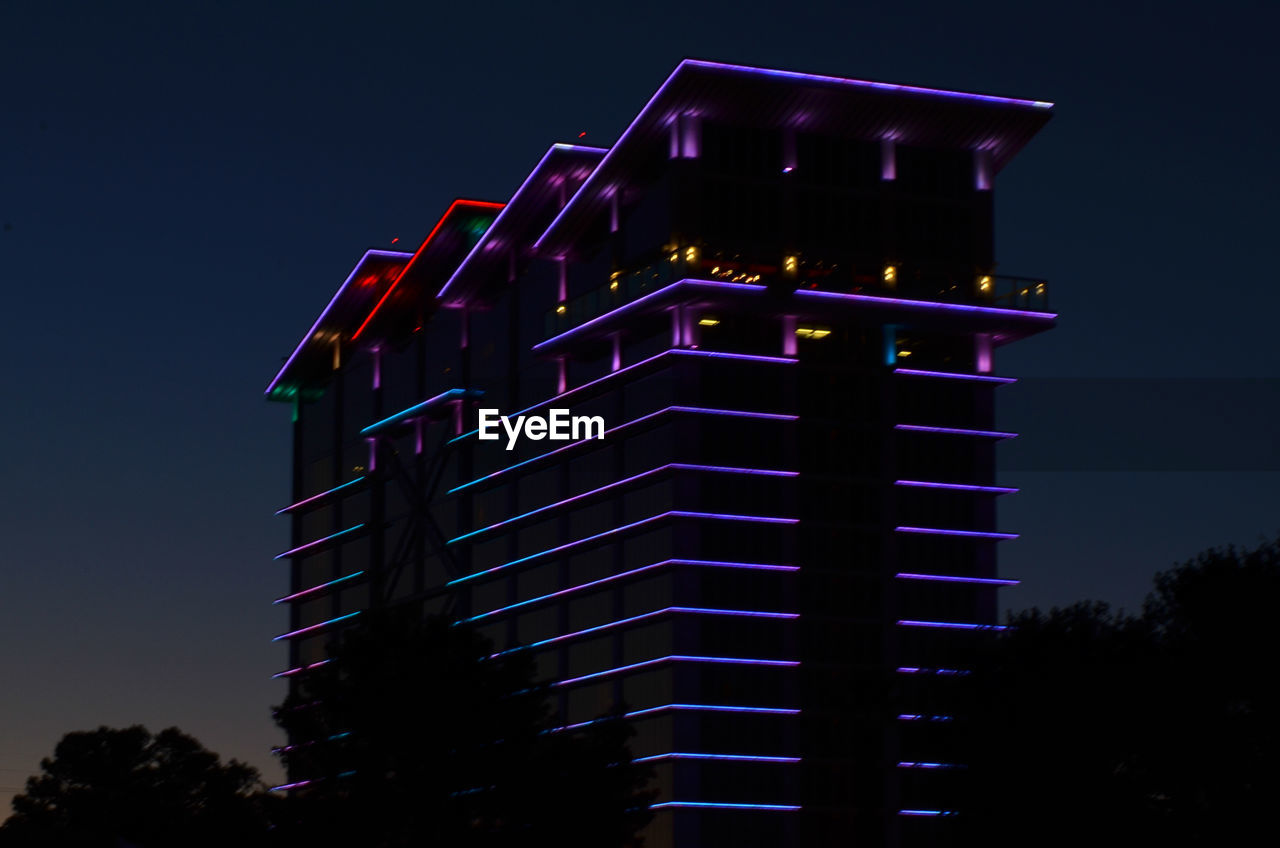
895, 424, 1018, 439
895, 572, 1019, 586
451, 463, 797, 544
552, 703, 800, 733
796, 287, 1056, 320
271, 659, 332, 680
895, 480, 1019, 494
448, 512, 798, 587
897, 667, 971, 677
437, 143, 608, 302
896, 526, 1019, 540
464, 559, 796, 624
273, 524, 366, 560
490, 606, 798, 658
897, 762, 963, 770
273, 571, 366, 605
265, 250, 412, 396
533, 279, 768, 351
360, 388, 479, 436
636, 753, 801, 764
556, 655, 799, 689
449, 348, 796, 445
272, 611, 361, 642
275, 477, 365, 515
898, 714, 955, 723
449, 405, 797, 494
650, 802, 801, 812
893, 368, 1016, 384
900, 809, 958, 817
898, 619, 1008, 632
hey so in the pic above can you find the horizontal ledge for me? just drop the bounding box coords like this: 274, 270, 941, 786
895, 480, 1019, 494
893, 368, 1016, 384
895, 424, 1017, 439
895, 526, 1019, 540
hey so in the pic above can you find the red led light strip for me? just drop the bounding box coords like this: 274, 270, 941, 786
351, 198, 505, 341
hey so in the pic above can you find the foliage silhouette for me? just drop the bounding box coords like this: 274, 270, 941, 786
272, 610, 654, 847
962, 538, 1280, 847
0, 725, 270, 848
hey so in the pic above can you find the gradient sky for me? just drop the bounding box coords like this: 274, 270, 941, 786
2, 0, 1277, 811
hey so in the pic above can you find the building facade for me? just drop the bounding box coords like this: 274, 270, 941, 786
266, 60, 1054, 847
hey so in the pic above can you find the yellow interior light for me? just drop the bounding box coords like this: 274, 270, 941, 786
978, 275, 993, 293
898, 349, 912, 357
883, 265, 897, 284
698, 317, 720, 327
685, 246, 698, 263
556, 303, 566, 314
784, 255, 798, 273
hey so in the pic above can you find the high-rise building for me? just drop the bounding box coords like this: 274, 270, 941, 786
266, 59, 1053, 847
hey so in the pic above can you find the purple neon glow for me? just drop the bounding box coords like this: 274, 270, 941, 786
449, 406, 798, 494
270, 659, 332, 680
552, 703, 800, 733
451, 463, 798, 544
464, 558, 796, 624
437, 143, 608, 303
533, 279, 768, 351
900, 810, 958, 817
272, 611, 361, 642
273, 571, 366, 605
360, 388, 479, 436
896, 525, 1020, 540
895, 424, 1018, 439
534, 58, 1050, 252
491, 606, 798, 658
270, 779, 314, 792
897, 667, 972, 677
556, 655, 799, 688
895, 480, 1019, 494
636, 753, 801, 764
898, 714, 955, 722
650, 802, 801, 812
275, 477, 365, 515
273, 524, 366, 560
898, 619, 1009, 631
449, 348, 796, 445
448, 512, 798, 587
897, 762, 962, 770
795, 287, 1057, 321
893, 368, 1016, 384
895, 572, 1020, 586
265, 249, 413, 396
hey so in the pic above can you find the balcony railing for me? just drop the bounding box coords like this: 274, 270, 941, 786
545, 251, 1050, 339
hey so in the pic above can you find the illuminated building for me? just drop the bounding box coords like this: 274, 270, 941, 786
266, 60, 1054, 846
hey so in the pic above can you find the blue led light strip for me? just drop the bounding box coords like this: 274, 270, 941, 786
271, 659, 332, 680
490, 606, 798, 658
893, 368, 1016, 384
463, 559, 796, 624
451, 463, 798, 544
897, 667, 972, 677
360, 388, 482, 436
272, 611, 361, 642
897, 761, 964, 770
447, 512, 798, 587
449, 405, 798, 495
895, 572, 1019, 586
900, 809, 959, 817
275, 477, 365, 515
895, 526, 1019, 540
636, 753, 801, 764
897, 714, 955, 723
274, 571, 365, 605
555, 655, 799, 688
449, 348, 797, 445
650, 802, 801, 812
897, 619, 1009, 632
894, 480, 1019, 494
273, 524, 366, 560
552, 703, 800, 734
895, 424, 1018, 439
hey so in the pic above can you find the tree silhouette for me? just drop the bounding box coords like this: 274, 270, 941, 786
963, 538, 1280, 847
0, 725, 270, 848
272, 610, 654, 847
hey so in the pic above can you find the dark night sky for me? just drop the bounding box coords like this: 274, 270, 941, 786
2, 0, 1277, 809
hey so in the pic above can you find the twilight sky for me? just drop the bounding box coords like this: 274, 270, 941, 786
2, 0, 1277, 808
